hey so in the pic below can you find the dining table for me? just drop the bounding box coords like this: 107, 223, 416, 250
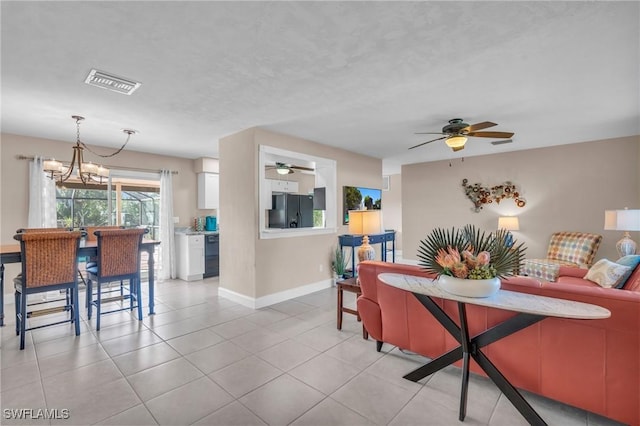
0, 239, 160, 326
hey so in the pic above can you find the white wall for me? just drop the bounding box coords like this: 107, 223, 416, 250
382, 174, 402, 250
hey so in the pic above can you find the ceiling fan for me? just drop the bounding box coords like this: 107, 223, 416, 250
410, 118, 514, 152
266, 162, 315, 175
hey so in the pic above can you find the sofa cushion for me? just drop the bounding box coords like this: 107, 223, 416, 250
557, 266, 588, 278
615, 255, 640, 288
555, 276, 599, 287
584, 259, 631, 288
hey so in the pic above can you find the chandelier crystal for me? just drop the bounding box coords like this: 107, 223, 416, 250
43, 115, 135, 185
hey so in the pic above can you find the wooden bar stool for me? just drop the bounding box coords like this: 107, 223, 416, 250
336, 277, 368, 339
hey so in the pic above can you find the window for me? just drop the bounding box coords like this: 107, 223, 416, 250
56, 186, 110, 228
259, 145, 337, 239
55, 171, 160, 239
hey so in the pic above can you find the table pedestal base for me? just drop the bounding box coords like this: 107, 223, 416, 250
404, 293, 547, 426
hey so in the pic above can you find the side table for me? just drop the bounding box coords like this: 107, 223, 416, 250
336, 277, 368, 339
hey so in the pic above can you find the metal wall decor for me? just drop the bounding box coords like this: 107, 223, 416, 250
462, 178, 526, 212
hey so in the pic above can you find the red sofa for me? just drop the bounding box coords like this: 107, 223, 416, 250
357, 260, 640, 425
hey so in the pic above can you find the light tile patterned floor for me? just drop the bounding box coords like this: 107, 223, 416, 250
0, 278, 626, 425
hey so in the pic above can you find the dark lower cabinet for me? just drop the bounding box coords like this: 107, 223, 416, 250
204, 234, 219, 278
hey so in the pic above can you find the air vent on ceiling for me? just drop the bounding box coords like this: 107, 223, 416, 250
490, 139, 513, 146
84, 69, 141, 95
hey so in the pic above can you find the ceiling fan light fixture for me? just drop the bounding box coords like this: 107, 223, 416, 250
276, 165, 290, 175
446, 135, 467, 148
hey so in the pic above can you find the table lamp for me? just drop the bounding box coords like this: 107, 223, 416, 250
604, 209, 640, 256
498, 216, 520, 248
348, 210, 383, 262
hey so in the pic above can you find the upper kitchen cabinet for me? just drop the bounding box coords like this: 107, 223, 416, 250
269, 179, 299, 193
197, 172, 219, 209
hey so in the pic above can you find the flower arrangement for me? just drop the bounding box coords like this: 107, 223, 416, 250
417, 225, 526, 279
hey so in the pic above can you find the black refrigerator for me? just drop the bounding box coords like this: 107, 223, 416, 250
268, 193, 314, 228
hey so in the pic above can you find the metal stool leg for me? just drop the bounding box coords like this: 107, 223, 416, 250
337, 285, 343, 330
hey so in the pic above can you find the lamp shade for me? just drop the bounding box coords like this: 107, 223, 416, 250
604, 209, 640, 231
348, 210, 383, 235
604, 210, 618, 230
498, 216, 520, 231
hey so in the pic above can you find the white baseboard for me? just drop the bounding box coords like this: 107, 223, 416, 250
218, 279, 333, 309
216, 287, 256, 309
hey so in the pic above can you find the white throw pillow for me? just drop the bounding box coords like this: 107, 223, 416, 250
584, 259, 632, 288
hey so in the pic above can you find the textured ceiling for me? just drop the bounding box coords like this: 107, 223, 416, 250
1, 1, 638, 174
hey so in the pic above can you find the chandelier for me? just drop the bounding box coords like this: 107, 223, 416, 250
43, 115, 136, 185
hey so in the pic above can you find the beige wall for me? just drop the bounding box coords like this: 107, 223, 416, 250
219, 127, 381, 300
218, 128, 258, 298
401, 136, 640, 263
1, 132, 202, 286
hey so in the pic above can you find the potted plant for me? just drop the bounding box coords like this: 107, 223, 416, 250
417, 225, 526, 297
331, 246, 346, 283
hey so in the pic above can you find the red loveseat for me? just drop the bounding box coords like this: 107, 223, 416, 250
356, 260, 640, 425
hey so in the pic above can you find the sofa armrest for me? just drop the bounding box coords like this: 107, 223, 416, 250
558, 266, 588, 278
357, 296, 382, 341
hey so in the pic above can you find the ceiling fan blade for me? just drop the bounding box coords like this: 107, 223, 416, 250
452, 145, 465, 152
491, 139, 513, 146
290, 165, 314, 172
465, 121, 497, 132
467, 131, 514, 138
408, 136, 447, 150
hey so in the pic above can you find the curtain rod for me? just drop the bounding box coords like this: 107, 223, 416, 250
16, 155, 179, 175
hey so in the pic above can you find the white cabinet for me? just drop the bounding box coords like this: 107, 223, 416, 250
269, 179, 299, 193
197, 173, 219, 209
176, 233, 205, 281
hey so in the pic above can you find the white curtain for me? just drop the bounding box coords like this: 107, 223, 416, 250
28, 156, 57, 228
159, 170, 176, 280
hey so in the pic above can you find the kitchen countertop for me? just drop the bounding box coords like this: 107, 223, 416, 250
175, 228, 219, 235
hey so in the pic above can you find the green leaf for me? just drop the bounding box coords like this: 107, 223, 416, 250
417, 225, 526, 279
